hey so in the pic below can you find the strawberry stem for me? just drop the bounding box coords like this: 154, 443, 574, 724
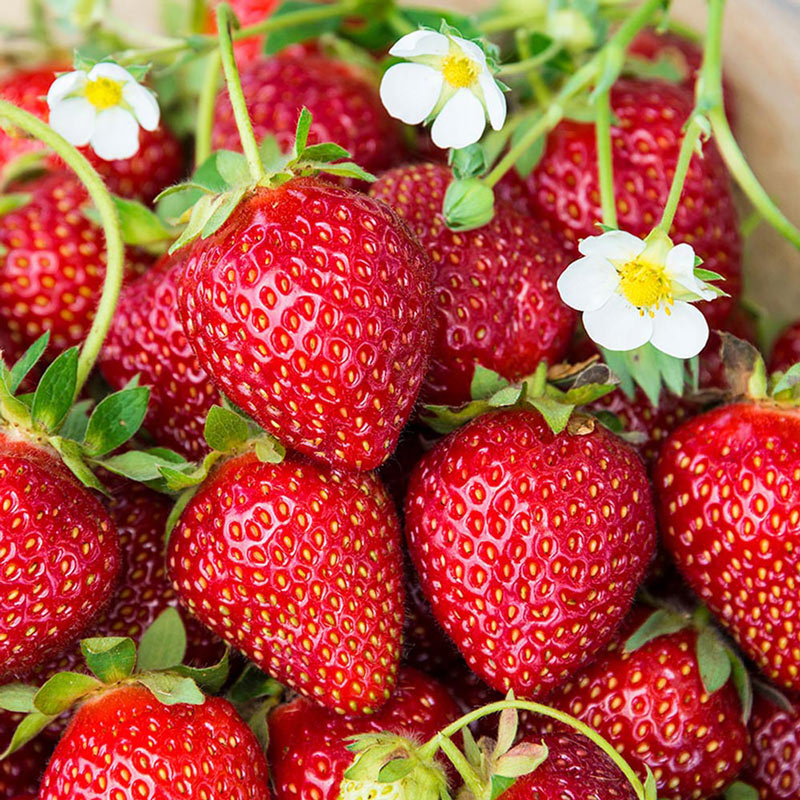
0, 99, 125, 399
215, 3, 263, 182
657, 115, 704, 234
498, 41, 561, 77
435, 734, 486, 800
195, 48, 222, 168
594, 84, 617, 228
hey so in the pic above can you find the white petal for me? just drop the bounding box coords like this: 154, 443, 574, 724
557, 256, 619, 312
90, 107, 140, 160
650, 301, 709, 359
578, 230, 646, 262
583, 293, 653, 352
478, 72, 506, 131
451, 36, 488, 68
431, 89, 486, 150
389, 30, 449, 58
49, 97, 96, 147
380, 63, 443, 125
47, 71, 87, 107
123, 81, 160, 131
665, 242, 716, 300
88, 62, 136, 85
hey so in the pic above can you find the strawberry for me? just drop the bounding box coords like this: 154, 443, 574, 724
0, 171, 150, 362
404, 407, 656, 698
176, 177, 433, 471
168, 448, 405, 714
0, 432, 119, 680
655, 399, 800, 692
38, 684, 270, 799
205, 0, 279, 61
100, 252, 220, 459
0, 710, 53, 798
0, 65, 185, 204
267, 666, 459, 800
542, 607, 750, 800
211, 52, 405, 179
769, 320, 800, 373
498, 78, 741, 325
370, 163, 576, 406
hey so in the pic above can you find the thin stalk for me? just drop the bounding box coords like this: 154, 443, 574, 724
480, 10, 546, 35
499, 41, 561, 77
657, 116, 703, 234
0, 100, 124, 398
195, 49, 222, 168
436, 735, 485, 800
594, 85, 617, 228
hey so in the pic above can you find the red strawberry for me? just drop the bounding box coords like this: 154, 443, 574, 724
0, 710, 53, 798
100, 252, 220, 459
769, 320, 800, 373
499, 79, 741, 325
370, 163, 576, 406
177, 178, 432, 471
404, 408, 656, 698
212, 53, 405, 179
38, 684, 270, 799
168, 449, 405, 714
268, 666, 459, 800
0, 432, 119, 680
0, 66, 184, 204
205, 0, 279, 61
543, 607, 750, 800
0, 171, 150, 362
655, 402, 800, 692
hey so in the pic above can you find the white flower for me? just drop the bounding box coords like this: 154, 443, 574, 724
379, 30, 507, 150
557, 229, 718, 359
47, 63, 160, 161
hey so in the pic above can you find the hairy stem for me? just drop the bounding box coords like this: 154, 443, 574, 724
594, 85, 617, 228
195, 49, 222, 168
658, 116, 703, 234
436, 735, 486, 800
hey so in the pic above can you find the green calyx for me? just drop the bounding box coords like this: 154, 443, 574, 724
0, 609, 230, 760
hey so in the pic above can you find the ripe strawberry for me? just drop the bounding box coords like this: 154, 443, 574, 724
168, 449, 405, 714
655, 402, 800, 691
404, 407, 656, 698
1, 710, 53, 798
0, 66, 185, 204
769, 320, 800, 373
0, 171, 151, 362
543, 607, 750, 800
176, 178, 432, 471
205, 0, 279, 62
212, 53, 405, 179
100, 252, 220, 459
0, 433, 119, 680
268, 667, 459, 800
38, 684, 270, 799
499, 79, 741, 325
370, 163, 576, 406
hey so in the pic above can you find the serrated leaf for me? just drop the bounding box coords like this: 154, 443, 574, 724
625, 609, 688, 653
724, 782, 759, 800
471, 364, 511, 400
31, 346, 78, 432
138, 672, 205, 706
82, 386, 149, 457
263, 0, 344, 55
51, 437, 107, 494
171, 648, 231, 694
728, 651, 753, 722
301, 142, 351, 163
0, 683, 38, 713
81, 637, 137, 683
216, 150, 251, 188
137, 608, 187, 672
528, 395, 573, 434
696, 628, 732, 694
33, 672, 100, 716
204, 404, 250, 452
7, 332, 49, 392
254, 436, 286, 464
0, 711, 54, 759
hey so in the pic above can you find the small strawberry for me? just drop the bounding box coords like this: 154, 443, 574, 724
499, 78, 741, 325
0, 710, 53, 798
543, 606, 750, 800
769, 320, 800, 374
370, 163, 576, 406
100, 252, 220, 459
0, 65, 184, 204
268, 667, 460, 800
177, 177, 433, 471
205, 0, 279, 61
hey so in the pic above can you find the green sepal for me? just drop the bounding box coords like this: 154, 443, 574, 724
489, 775, 515, 800
493, 741, 548, 778
85, 195, 174, 253
443, 178, 495, 232
0, 683, 38, 713
160, 450, 223, 491
81, 385, 150, 457
33, 672, 101, 716
302, 142, 351, 163
165, 486, 199, 540
59, 398, 93, 442
263, 0, 345, 55
201, 186, 248, 239
449, 144, 488, 181
247, 697, 272, 752
30, 346, 79, 433
0, 192, 32, 217
0, 711, 56, 759
642, 766, 658, 800
228, 663, 283, 706
752, 678, 795, 714
204, 404, 251, 452
254, 436, 286, 464
80, 637, 137, 684
137, 607, 187, 673
600, 343, 693, 406
6, 332, 49, 393
723, 782, 759, 800
624, 609, 688, 653
769, 362, 800, 400
378, 759, 414, 782
461, 724, 481, 766
528, 395, 574, 434
623, 54, 685, 84
493, 702, 519, 758
170, 648, 231, 694
50, 436, 108, 494
136, 672, 206, 706
696, 627, 732, 695
471, 364, 511, 399
215, 150, 252, 187
719, 333, 768, 399
98, 447, 189, 484
728, 649, 753, 722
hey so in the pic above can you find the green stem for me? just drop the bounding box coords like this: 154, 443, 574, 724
0, 100, 124, 398
436, 735, 486, 800
215, 3, 263, 182
594, 85, 617, 228
195, 49, 222, 168
740, 209, 762, 239
479, 10, 546, 35
499, 42, 562, 77
657, 116, 703, 234
186, 0, 208, 35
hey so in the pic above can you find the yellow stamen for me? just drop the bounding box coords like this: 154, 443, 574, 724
85, 77, 124, 110
618, 257, 673, 313
441, 53, 480, 89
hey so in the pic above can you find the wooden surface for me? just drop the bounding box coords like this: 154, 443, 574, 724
2, 0, 800, 319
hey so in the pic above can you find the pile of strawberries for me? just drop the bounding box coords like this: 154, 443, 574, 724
0, 3, 798, 800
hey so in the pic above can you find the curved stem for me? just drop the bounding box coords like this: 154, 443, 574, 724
658, 116, 703, 234
594, 85, 617, 228
195, 49, 222, 168
215, 3, 263, 182
499, 42, 561, 77
0, 100, 124, 398
436, 735, 485, 800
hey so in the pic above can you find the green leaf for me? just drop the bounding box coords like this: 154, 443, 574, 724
254, 436, 286, 464
137, 608, 188, 672
171, 648, 231, 694
30, 346, 79, 432
7, 332, 49, 392
728, 650, 753, 722
528, 395, 574, 434
59, 398, 93, 442
137, 672, 205, 706
470, 364, 511, 400
33, 672, 100, 716
50, 437, 107, 494
512, 114, 546, 178
723, 782, 759, 800
86, 196, 174, 250
204, 405, 250, 453
315, 162, 376, 182
80, 637, 137, 683
378, 759, 413, 783
443, 178, 495, 232
0, 683, 38, 713
696, 628, 732, 694
82, 386, 150, 457
624, 609, 688, 653
301, 142, 351, 163
99, 448, 189, 482
0, 711, 54, 759
263, 0, 344, 55
215, 150, 251, 188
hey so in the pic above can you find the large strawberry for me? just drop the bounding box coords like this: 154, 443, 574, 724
769, 320, 800, 373
0, 65, 184, 203
176, 177, 432, 471
370, 163, 575, 406
100, 252, 220, 459
268, 667, 459, 800
499, 78, 741, 325
543, 606, 750, 800
405, 406, 656, 698
168, 447, 405, 714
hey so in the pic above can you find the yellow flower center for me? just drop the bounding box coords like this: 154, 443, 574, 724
441, 53, 480, 88
618, 257, 673, 311
85, 77, 124, 110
